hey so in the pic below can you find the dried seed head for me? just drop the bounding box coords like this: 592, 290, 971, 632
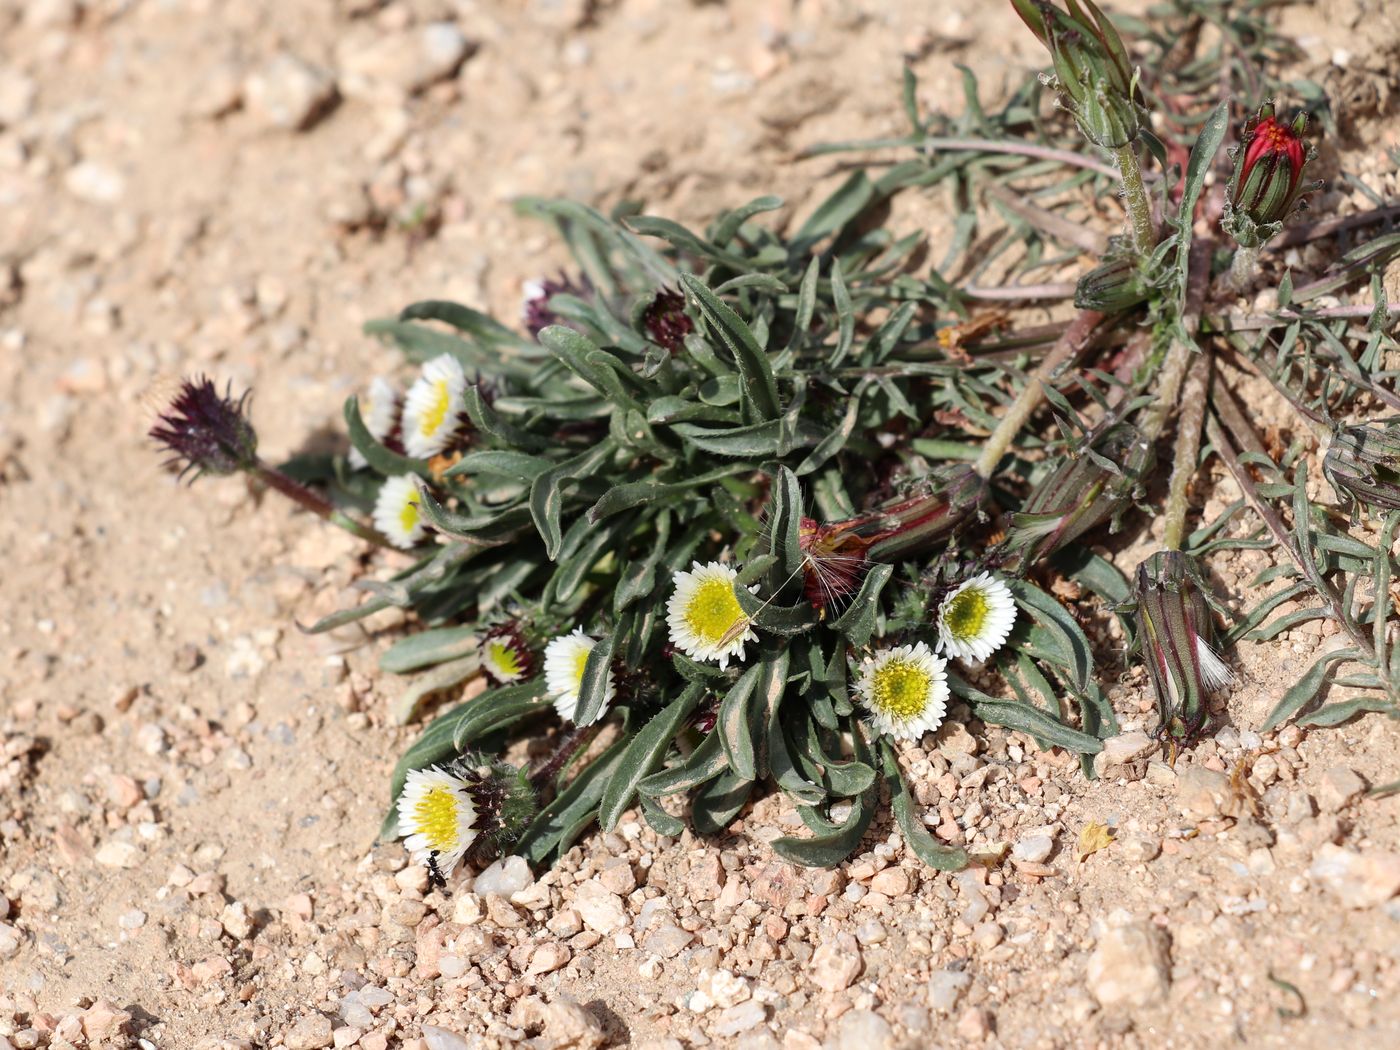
149, 376, 259, 481
640, 288, 694, 353
1133, 551, 1233, 746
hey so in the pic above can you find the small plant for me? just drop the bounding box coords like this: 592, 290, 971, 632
153, 0, 1400, 877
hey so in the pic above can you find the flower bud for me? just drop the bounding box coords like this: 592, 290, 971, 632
1222, 103, 1313, 249
150, 376, 259, 481
1018, 0, 1144, 149
1323, 421, 1400, 517
638, 288, 694, 354
1002, 423, 1153, 565
1133, 551, 1233, 746
1074, 255, 1151, 313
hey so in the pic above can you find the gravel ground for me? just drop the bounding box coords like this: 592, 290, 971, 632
2, 0, 1400, 1048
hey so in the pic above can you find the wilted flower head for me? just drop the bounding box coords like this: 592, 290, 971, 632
936, 572, 1018, 664
666, 561, 758, 669
854, 642, 950, 741
150, 376, 259, 481
480, 621, 535, 685
865, 465, 988, 561
639, 288, 694, 353
1074, 255, 1151, 313
1003, 423, 1153, 567
396, 758, 536, 885
1133, 551, 1233, 746
1014, 0, 1144, 149
1323, 420, 1400, 518
543, 627, 615, 724
1223, 102, 1313, 249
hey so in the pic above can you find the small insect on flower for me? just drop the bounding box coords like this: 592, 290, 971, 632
855, 642, 950, 741
372, 475, 427, 549
401, 354, 467, 460
936, 572, 1018, 664
396, 764, 482, 881
666, 561, 758, 670
149, 376, 259, 481
543, 627, 615, 724
349, 376, 401, 469
480, 621, 535, 685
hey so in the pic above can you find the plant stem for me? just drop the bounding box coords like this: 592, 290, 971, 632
529, 722, 601, 791
1228, 245, 1259, 291
1113, 142, 1156, 256
1162, 351, 1211, 551
252, 462, 391, 548
1141, 238, 1211, 444
964, 282, 1078, 301
972, 309, 1104, 478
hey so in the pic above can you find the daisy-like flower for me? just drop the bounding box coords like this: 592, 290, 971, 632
936, 572, 1018, 664
373, 474, 426, 549
854, 642, 949, 741
401, 354, 467, 459
543, 627, 615, 724
396, 764, 481, 881
665, 561, 758, 670
349, 376, 401, 469
480, 622, 534, 685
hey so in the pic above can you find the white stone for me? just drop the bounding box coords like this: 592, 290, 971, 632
421, 1026, 471, 1050
1309, 844, 1400, 908
1085, 921, 1171, 1009
831, 1009, 894, 1050
474, 855, 532, 896
65, 162, 126, 204
574, 879, 628, 934
1012, 834, 1053, 864
244, 53, 337, 131
927, 969, 972, 1013
95, 839, 142, 869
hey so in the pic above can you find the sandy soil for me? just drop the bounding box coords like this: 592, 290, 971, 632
3, 1, 1400, 1048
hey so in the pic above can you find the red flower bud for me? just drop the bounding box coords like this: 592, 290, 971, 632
1223, 103, 1313, 248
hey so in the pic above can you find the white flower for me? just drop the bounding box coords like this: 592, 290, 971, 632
401, 354, 467, 459
854, 642, 949, 741
665, 561, 757, 670
349, 376, 401, 469
543, 627, 614, 724
396, 764, 479, 879
481, 626, 532, 685
373, 474, 426, 549
936, 572, 1017, 664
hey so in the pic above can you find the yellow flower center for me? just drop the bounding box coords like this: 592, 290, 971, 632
684, 577, 745, 644
420, 380, 452, 437
869, 660, 932, 719
486, 640, 523, 678
571, 645, 592, 689
412, 786, 463, 852
944, 587, 990, 642
398, 494, 421, 535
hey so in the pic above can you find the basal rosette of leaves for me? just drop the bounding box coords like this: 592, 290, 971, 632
154, 0, 1400, 877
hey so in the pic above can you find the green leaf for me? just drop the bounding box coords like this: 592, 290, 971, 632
881, 742, 968, 871
827, 258, 855, 368
1173, 99, 1229, 304
573, 626, 621, 728
380, 626, 476, 673
538, 326, 643, 413
691, 772, 754, 835
345, 397, 427, 477
830, 563, 893, 647
949, 672, 1103, 753
516, 734, 630, 868
1260, 647, 1361, 732
461, 384, 547, 452
444, 450, 553, 482
638, 729, 727, 796
766, 466, 805, 581
1007, 579, 1092, 692
712, 194, 784, 246
399, 299, 534, 350
529, 440, 616, 559
717, 664, 763, 781
796, 170, 875, 243
1297, 697, 1397, 728
389, 654, 480, 726
599, 685, 704, 831
680, 274, 782, 422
